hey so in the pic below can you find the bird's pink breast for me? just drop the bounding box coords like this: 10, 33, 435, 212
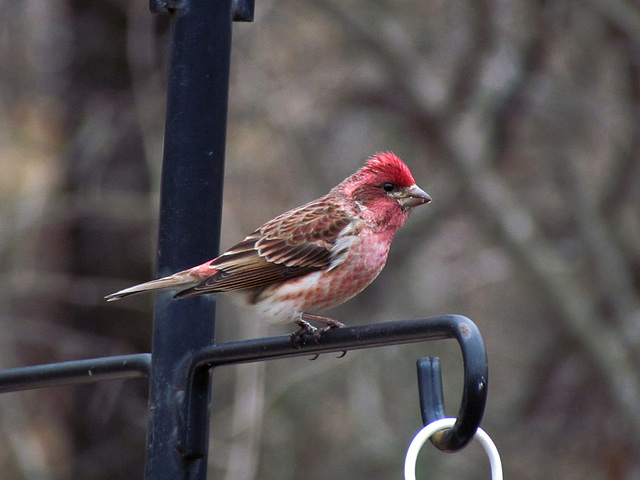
253, 228, 394, 322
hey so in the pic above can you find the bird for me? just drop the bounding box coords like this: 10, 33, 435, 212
106, 151, 431, 339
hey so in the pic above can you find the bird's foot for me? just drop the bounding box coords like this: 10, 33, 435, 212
291, 319, 319, 349
307, 316, 348, 358
300, 313, 346, 339
290, 313, 347, 353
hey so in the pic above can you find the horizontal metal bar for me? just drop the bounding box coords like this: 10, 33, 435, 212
0, 316, 487, 456
0, 354, 152, 393
177, 315, 488, 455
190, 316, 462, 368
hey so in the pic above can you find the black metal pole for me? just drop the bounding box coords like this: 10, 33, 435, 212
146, 0, 233, 478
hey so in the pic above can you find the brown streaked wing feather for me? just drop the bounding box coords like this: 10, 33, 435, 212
174, 242, 315, 297
175, 199, 353, 298
257, 199, 351, 268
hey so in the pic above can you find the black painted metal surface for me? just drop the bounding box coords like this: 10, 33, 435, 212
0, 316, 488, 460
145, 0, 235, 477
180, 315, 488, 455
0, 354, 151, 393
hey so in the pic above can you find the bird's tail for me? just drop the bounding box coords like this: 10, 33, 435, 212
105, 269, 202, 301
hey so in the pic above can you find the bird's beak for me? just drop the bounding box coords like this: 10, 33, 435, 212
398, 184, 432, 208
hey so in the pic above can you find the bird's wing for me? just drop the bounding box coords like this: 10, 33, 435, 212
174, 199, 354, 298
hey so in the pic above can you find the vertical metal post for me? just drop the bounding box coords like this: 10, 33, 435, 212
146, 0, 234, 478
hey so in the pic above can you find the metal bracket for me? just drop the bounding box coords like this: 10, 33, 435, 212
0, 315, 487, 455
0, 315, 487, 473
175, 314, 488, 457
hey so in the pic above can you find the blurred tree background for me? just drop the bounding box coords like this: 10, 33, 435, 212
1, 0, 640, 479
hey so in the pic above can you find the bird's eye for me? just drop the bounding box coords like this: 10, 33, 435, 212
382, 182, 395, 192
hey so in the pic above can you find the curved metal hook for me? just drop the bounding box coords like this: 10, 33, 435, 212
416, 317, 488, 452
177, 315, 487, 457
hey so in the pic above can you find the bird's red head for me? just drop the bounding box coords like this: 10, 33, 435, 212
335, 152, 431, 229
359, 151, 417, 188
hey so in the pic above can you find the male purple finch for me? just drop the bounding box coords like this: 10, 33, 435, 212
107, 152, 431, 337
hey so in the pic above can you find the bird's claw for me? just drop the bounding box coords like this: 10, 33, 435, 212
291, 319, 318, 349
312, 318, 346, 339
290, 316, 347, 353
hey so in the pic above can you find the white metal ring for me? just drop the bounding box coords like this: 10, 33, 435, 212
404, 418, 503, 480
